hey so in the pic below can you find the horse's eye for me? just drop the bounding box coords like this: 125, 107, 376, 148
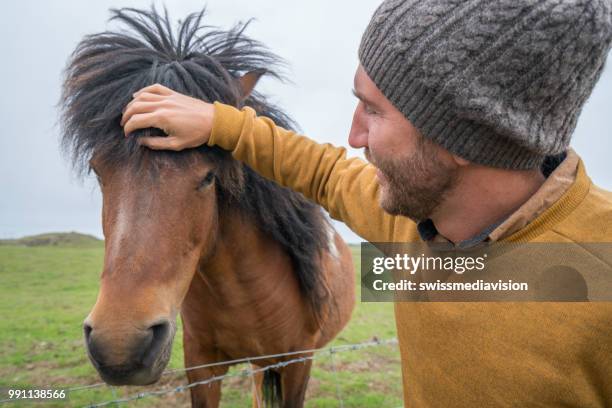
198, 171, 215, 189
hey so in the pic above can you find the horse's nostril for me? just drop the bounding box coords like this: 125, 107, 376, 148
83, 322, 93, 341
84, 322, 107, 367
150, 322, 169, 339
141, 320, 171, 367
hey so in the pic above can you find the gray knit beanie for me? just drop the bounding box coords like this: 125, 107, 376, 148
359, 0, 612, 169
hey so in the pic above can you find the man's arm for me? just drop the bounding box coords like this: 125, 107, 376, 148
121, 84, 412, 242
209, 102, 406, 242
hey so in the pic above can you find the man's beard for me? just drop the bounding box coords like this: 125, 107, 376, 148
367, 139, 458, 222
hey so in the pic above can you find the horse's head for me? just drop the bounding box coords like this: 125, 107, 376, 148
60, 6, 291, 385
83, 149, 232, 385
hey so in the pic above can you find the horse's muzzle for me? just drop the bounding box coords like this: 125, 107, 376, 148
83, 319, 174, 385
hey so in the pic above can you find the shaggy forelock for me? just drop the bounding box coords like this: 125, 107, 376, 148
60, 6, 297, 176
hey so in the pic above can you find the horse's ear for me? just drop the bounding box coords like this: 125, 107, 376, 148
238, 70, 266, 100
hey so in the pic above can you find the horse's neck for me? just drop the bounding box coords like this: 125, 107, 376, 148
194, 208, 301, 306
184, 207, 320, 355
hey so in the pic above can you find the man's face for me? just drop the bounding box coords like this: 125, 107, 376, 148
348, 65, 459, 221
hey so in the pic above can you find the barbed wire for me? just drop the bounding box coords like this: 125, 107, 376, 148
60, 337, 397, 394
82, 338, 398, 407
85, 354, 318, 408
0, 338, 398, 406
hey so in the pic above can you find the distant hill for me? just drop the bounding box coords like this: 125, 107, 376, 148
0, 232, 103, 248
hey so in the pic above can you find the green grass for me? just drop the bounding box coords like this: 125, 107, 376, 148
0, 241, 402, 407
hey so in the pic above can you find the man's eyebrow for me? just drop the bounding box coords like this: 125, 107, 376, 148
351, 88, 364, 101
351, 88, 378, 107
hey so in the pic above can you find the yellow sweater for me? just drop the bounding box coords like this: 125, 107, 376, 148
209, 102, 612, 407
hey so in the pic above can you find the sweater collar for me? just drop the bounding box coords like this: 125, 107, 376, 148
416, 149, 588, 246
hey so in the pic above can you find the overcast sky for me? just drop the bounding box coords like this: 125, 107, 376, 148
1, 0, 611, 243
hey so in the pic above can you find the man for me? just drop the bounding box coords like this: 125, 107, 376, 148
121, 0, 612, 406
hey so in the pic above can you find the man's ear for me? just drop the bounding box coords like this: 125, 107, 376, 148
451, 153, 471, 167
238, 70, 266, 100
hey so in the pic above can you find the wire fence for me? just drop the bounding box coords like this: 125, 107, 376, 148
0, 338, 399, 407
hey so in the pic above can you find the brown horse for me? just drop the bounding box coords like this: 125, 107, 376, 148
60, 7, 355, 407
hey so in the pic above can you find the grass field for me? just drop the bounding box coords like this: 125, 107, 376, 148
0, 235, 402, 407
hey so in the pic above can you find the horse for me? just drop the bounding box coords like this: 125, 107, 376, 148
59, 7, 355, 407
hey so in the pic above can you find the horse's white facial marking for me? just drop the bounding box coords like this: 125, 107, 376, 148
107, 203, 129, 260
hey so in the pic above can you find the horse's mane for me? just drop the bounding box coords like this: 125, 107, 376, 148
60, 6, 330, 317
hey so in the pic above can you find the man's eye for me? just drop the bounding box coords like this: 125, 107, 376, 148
361, 102, 378, 115
365, 105, 378, 115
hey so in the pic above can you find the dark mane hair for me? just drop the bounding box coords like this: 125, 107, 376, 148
60, 6, 330, 318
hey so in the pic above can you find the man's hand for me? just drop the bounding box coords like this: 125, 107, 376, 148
120, 83, 214, 151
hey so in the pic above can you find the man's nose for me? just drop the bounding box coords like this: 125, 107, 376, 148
348, 105, 368, 149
